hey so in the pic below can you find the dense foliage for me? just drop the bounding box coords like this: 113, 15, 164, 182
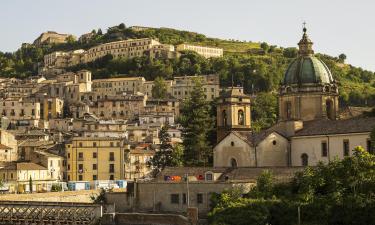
209, 146, 375, 225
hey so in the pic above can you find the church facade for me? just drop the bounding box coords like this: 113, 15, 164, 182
214, 27, 375, 168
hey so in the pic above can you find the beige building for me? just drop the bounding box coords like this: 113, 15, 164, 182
83, 38, 175, 63
0, 162, 60, 193
0, 98, 41, 121
176, 44, 223, 58
171, 74, 220, 101
48, 70, 92, 103
33, 31, 74, 46
91, 94, 146, 120
44, 49, 85, 69
92, 77, 146, 96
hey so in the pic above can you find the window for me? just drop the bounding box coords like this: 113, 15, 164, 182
343, 140, 350, 156
93, 152, 97, 158
93, 142, 97, 147
367, 139, 373, 154
110, 142, 114, 147
67, 153, 70, 159
171, 194, 179, 204
197, 194, 203, 204
78, 152, 83, 160
93, 175, 97, 180
272, 140, 277, 145
109, 164, 115, 173
206, 173, 213, 181
93, 164, 97, 170
231, 141, 234, 146
222, 110, 227, 126
109, 152, 115, 161
78, 175, 83, 181
79, 142, 83, 147
286, 102, 292, 119
301, 154, 308, 166
78, 164, 83, 171
321, 141, 328, 157
182, 193, 187, 204
109, 175, 114, 180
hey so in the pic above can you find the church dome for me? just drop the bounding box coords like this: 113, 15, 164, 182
283, 56, 334, 85
282, 27, 334, 86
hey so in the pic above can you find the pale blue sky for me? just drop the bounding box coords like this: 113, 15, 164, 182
1, 0, 374, 71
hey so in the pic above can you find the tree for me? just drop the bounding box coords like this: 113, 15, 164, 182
66, 35, 76, 44
260, 42, 269, 53
97, 28, 103, 35
118, 23, 126, 29
179, 78, 214, 166
148, 125, 183, 172
283, 47, 298, 58
29, 176, 33, 193
338, 53, 347, 63
151, 76, 168, 99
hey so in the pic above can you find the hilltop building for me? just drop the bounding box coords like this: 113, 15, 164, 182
33, 31, 74, 46
176, 44, 223, 58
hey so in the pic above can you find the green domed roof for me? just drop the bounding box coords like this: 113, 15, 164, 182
283, 26, 334, 86
283, 56, 334, 85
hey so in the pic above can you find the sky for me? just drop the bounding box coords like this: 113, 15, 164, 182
1, 0, 375, 71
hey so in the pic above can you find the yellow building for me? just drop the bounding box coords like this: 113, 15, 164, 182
176, 44, 223, 58
66, 137, 155, 182
43, 97, 64, 120
66, 137, 125, 181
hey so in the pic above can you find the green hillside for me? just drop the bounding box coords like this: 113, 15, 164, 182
0, 23, 374, 109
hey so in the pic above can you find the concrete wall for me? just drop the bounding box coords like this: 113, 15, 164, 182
257, 132, 289, 167
291, 132, 371, 166
214, 133, 255, 167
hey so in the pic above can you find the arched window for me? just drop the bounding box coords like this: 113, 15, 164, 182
222, 110, 227, 126
230, 158, 238, 168
238, 110, 244, 125
301, 154, 308, 166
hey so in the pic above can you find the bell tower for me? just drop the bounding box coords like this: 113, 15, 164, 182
216, 87, 251, 142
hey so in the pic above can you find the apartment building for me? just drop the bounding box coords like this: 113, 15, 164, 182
66, 137, 123, 181
171, 74, 220, 101
176, 44, 223, 58
83, 38, 175, 63
0, 98, 41, 121
92, 77, 145, 96
143, 80, 173, 98
48, 70, 92, 103
91, 94, 146, 120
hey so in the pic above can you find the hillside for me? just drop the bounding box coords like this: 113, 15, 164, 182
0, 23, 374, 109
